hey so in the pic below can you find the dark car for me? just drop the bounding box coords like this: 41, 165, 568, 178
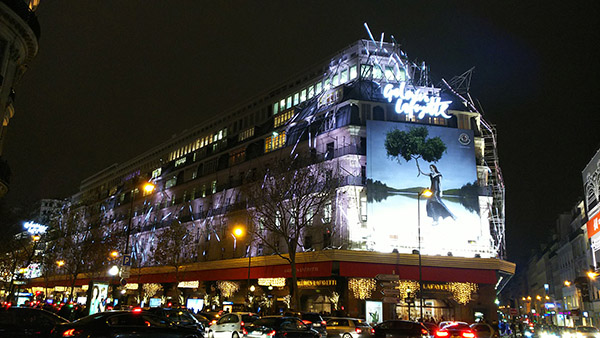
373, 320, 429, 338
244, 316, 320, 338
284, 312, 327, 337
0, 307, 69, 337
326, 317, 374, 338
145, 307, 205, 334
50, 310, 202, 337
434, 322, 475, 338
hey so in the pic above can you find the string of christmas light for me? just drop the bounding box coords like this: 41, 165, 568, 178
397, 280, 420, 299
217, 281, 240, 298
348, 278, 376, 299
448, 282, 477, 304
143, 283, 162, 298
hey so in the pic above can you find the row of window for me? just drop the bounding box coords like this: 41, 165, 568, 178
274, 109, 295, 128
167, 128, 228, 162
265, 131, 286, 153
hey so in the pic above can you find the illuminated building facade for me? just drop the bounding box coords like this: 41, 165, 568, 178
0, 0, 40, 197
31, 38, 513, 321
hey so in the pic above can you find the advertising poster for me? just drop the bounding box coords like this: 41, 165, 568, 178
87, 281, 109, 315
583, 149, 600, 220
365, 300, 383, 325
366, 120, 493, 258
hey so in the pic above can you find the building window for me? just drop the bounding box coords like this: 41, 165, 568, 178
265, 131, 286, 153
286, 96, 292, 109
166, 176, 177, 189
332, 74, 339, 86
239, 127, 255, 141
340, 69, 348, 84
350, 65, 357, 80
373, 65, 383, 79
273, 102, 279, 115
385, 66, 394, 80
304, 235, 313, 250
229, 149, 246, 166
316, 82, 322, 94
293, 93, 299, 105
308, 86, 314, 99
323, 202, 332, 223
211, 180, 217, 194
360, 64, 372, 78
360, 196, 367, 222
300, 89, 307, 102
274, 109, 294, 128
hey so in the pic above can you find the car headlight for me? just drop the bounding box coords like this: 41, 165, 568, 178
525, 331, 533, 338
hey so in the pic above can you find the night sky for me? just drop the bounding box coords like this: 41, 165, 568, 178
3, 1, 599, 265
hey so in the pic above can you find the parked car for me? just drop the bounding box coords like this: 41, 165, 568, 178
145, 307, 205, 334
372, 320, 429, 338
434, 322, 475, 338
50, 310, 202, 337
209, 312, 261, 338
576, 326, 599, 338
244, 316, 320, 338
0, 307, 69, 337
470, 322, 497, 338
326, 317, 374, 338
284, 311, 327, 337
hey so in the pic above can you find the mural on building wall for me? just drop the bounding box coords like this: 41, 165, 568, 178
366, 120, 494, 258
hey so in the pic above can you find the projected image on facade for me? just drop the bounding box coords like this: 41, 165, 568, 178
366, 120, 494, 258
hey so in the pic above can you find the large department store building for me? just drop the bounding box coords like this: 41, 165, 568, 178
31, 39, 514, 321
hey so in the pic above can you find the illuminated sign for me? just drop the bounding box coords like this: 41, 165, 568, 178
382, 83, 452, 119
587, 212, 600, 239
24, 222, 47, 235
258, 277, 286, 287
178, 281, 199, 288
297, 279, 337, 288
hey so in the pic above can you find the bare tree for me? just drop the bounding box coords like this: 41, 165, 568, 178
52, 203, 122, 300
152, 219, 193, 304
242, 152, 340, 310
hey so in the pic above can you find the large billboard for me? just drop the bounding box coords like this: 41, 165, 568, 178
583, 149, 600, 221
366, 120, 494, 258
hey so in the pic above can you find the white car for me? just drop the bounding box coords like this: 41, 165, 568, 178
209, 312, 260, 338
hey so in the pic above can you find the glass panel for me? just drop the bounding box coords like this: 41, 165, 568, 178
350, 65, 357, 79
340, 69, 348, 83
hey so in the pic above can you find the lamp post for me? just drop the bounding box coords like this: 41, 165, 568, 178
417, 188, 433, 321
232, 226, 251, 306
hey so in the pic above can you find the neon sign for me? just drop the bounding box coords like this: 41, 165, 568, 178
383, 83, 452, 119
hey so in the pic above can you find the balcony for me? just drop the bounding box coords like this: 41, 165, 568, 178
0, 157, 10, 197
0, 0, 40, 39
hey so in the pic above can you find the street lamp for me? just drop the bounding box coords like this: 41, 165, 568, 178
232, 226, 252, 307
56, 260, 65, 268
417, 188, 433, 320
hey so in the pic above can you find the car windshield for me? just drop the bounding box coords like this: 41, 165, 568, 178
252, 318, 280, 328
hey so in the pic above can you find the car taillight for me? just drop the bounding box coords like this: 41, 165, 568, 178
211, 320, 217, 325
133, 307, 142, 313
422, 329, 429, 335
63, 329, 82, 337
356, 328, 363, 334
303, 320, 313, 325
243, 328, 248, 335
371, 328, 375, 334
241, 321, 245, 326
322, 321, 327, 326
436, 331, 450, 337
462, 331, 475, 338
268, 330, 277, 336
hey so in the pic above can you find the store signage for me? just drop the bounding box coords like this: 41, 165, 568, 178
178, 281, 199, 289
422, 283, 451, 291
382, 83, 452, 120
587, 212, 600, 239
297, 279, 336, 288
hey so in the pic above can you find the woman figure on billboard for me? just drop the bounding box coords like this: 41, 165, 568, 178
420, 164, 456, 224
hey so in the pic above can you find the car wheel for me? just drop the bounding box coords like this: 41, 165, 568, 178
209, 331, 214, 338
233, 332, 240, 338
343, 334, 352, 338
